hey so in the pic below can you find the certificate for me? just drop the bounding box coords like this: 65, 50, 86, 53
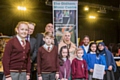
93, 64, 105, 79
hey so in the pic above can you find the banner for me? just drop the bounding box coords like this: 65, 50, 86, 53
53, 0, 78, 45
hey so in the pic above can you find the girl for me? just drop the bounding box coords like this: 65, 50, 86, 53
71, 48, 88, 80
98, 42, 116, 80
2, 21, 31, 80
86, 42, 106, 80
59, 46, 71, 80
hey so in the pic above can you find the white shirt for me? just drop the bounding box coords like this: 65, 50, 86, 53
43, 44, 53, 51
16, 35, 26, 46
90, 52, 96, 54
83, 44, 89, 53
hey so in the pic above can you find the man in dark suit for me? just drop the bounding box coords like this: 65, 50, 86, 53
32, 23, 58, 63
27, 22, 37, 80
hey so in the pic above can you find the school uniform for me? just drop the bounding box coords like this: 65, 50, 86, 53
59, 58, 71, 79
98, 42, 116, 80
37, 44, 59, 80
80, 45, 89, 60
2, 35, 31, 80
86, 52, 106, 80
71, 57, 88, 80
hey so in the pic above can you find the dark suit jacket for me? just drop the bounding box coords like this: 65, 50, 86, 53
32, 33, 58, 62
30, 37, 36, 58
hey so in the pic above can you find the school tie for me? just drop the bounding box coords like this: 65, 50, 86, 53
21, 40, 26, 48
48, 47, 50, 51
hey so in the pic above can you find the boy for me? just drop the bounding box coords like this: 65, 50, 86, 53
37, 32, 59, 80
71, 48, 88, 80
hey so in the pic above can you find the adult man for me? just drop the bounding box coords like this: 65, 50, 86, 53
27, 22, 36, 80
32, 23, 58, 63
80, 35, 90, 59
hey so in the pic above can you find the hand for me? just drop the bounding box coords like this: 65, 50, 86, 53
104, 71, 106, 74
6, 77, 12, 80
26, 75, 30, 80
90, 69, 93, 72
38, 76, 42, 80
55, 73, 59, 80
108, 66, 112, 71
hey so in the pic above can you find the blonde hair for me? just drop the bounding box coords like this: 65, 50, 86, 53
28, 22, 36, 26
76, 48, 83, 54
15, 21, 29, 33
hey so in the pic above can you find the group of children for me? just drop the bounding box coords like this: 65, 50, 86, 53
2, 21, 116, 80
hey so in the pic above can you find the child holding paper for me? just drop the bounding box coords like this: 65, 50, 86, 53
86, 42, 106, 80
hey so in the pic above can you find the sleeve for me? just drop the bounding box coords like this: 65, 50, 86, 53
54, 38, 58, 47
71, 59, 76, 79
66, 60, 71, 79
32, 33, 43, 65
100, 55, 107, 70
86, 54, 90, 70
56, 47, 59, 73
110, 53, 116, 72
2, 41, 12, 78
59, 67, 63, 79
26, 43, 31, 75
84, 60, 88, 79
37, 48, 42, 76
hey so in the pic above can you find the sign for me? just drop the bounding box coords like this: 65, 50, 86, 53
53, 0, 78, 45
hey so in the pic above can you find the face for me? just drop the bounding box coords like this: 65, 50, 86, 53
83, 37, 90, 46
43, 36, 52, 46
62, 48, 68, 58
45, 23, 54, 33
64, 32, 71, 41
98, 44, 104, 51
90, 44, 97, 52
16, 24, 28, 39
28, 24, 35, 35
77, 50, 83, 58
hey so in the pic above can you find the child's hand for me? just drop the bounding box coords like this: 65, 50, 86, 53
6, 77, 12, 80
55, 73, 59, 80
90, 69, 93, 72
26, 75, 30, 80
38, 76, 42, 80
104, 71, 106, 74
108, 66, 112, 71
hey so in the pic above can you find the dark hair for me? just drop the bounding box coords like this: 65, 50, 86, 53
59, 46, 69, 66
88, 42, 99, 56
83, 35, 90, 40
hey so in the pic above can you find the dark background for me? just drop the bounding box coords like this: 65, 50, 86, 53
0, 0, 120, 46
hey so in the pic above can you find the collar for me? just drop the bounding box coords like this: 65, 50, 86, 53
76, 56, 83, 60
16, 35, 26, 45
43, 44, 53, 50
90, 52, 96, 54
83, 44, 89, 48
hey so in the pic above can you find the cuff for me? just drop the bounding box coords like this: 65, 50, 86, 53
5, 75, 11, 78
56, 72, 59, 74
27, 73, 30, 76
38, 74, 41, 77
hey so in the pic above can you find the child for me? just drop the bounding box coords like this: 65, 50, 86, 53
37, 32, 59, 80
2, 21, 31, 80
59, 46, 71, 80
98, 42, 116, 80
86, 42, 106, 80
71, 48, 88, 80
